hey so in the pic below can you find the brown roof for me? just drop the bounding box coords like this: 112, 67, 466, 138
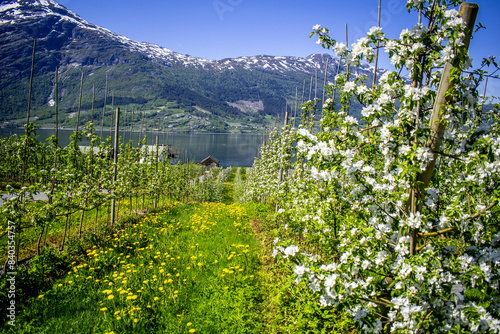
200, 155, 219, 165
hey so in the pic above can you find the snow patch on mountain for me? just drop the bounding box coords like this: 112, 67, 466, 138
0, 2, 21, 13
1, 0, 385, 80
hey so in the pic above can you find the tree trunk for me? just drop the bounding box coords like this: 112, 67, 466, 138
36, 225, 45, 256
60, 213, 70, 251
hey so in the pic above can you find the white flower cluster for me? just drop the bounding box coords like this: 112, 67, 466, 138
240, 1, 500, 332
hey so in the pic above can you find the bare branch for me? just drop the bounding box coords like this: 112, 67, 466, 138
361, 297, 393, 307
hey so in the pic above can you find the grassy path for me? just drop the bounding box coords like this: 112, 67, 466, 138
1, 170, 356, 333
5, 200, 272, 334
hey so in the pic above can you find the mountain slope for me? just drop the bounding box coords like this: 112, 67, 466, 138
0, 0, 384, 132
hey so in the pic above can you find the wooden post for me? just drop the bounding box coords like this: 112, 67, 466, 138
302, 79, 306, 105
17, 40, 38, 264
322, 57, 330, 107
345, 23, 351, 115
186, 158, 190, 203
308, 76, 313, 101
122, 107, 127, 145
47, 66, 59, 252
415, 3, 478, 193
294, 86, 298, 127
100, 74, 108, 138
110, 107, 120, 226
75, 71, 84, 137
26, 39, 36, 127
91, 84, 95, 123
332, 53, 343, 101
130, 109, 134, 142
372, 0, 382, 87
139, 112, 144, 142
110, 91, 115, 133
154, 135, 159, 208
314, 65, 318, 100
55, 66, 59, 145
410, 2, 479, 255
345, 23, 350, 79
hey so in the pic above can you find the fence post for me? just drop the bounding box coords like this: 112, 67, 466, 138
154, 135, 159, 208
110, 107, 120, 226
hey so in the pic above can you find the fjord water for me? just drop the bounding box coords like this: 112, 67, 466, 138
0, 128, 264, 167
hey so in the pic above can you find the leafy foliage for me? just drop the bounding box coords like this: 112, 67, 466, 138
241, 1, 500, 332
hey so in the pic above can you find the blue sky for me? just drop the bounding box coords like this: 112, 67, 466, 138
58, 0, 500, 97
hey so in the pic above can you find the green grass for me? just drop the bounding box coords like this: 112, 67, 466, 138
0, 195, 161, 265
6, 202, 267, 333
0, 172, 358, 333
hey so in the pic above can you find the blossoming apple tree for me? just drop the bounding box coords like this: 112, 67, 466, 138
244, 1, 500, 332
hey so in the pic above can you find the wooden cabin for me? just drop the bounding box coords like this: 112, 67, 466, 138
200, 155, 220, 170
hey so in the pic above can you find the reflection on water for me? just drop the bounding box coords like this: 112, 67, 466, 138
0, 128, 265, 167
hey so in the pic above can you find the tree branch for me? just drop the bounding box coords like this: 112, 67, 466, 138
419, 201, 498, 237
360, 124, 383, 133
431, 150, 465, 161
419, 227, 454, 237
361, 297, 393, 307
468, 201, 498, 220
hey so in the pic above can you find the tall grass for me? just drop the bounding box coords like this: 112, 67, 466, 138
8, 202, 266, 333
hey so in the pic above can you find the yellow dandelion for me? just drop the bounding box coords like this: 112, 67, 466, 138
38, 295, 44, 299
189, 329, 196, 333
100, 307, 108, 311
187, 322, 192, 326
108, 295, 114, 300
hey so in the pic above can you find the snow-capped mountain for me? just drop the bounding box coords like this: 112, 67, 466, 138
0, 0, 383, 131
0, 0, 353, 73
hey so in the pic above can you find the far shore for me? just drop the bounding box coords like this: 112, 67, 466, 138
0, 126, 266, 135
